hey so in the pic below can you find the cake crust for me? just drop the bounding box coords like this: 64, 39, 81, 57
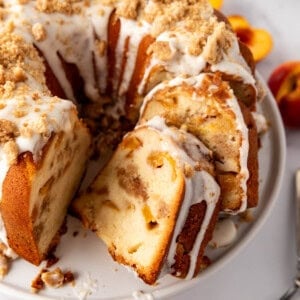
1, 152, 40, 264
1, 123, 90, 265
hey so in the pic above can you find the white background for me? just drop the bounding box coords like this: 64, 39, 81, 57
1, 0, 300, 299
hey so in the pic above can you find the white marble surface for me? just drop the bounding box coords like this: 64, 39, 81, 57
173, 0, 300, 299
1, 0, 299, 300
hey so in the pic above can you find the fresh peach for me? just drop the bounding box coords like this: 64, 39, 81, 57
228, 15, 273, 62
209, 0, 223, 9
228, 15, 250, 29
268, 61, 300, 127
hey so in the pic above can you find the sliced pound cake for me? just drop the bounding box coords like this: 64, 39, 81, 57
72, 117, 220, 284
139, 73, 258, 213
1, 110, 90, 265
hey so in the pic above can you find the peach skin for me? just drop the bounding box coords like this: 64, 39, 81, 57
228, 15, 273, 62
268, 61, 300, 128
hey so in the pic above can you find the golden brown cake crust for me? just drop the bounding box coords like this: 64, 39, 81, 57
172, 199, 221, 278
1, 152, 41, 265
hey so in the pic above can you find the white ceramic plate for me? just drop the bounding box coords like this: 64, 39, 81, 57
0, 76, 286, 300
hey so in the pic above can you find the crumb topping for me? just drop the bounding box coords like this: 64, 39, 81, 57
186, 18, 217, 56
140, 0, 213, 36
147, 41, 173, 61
102, 0, 215, 39
0, 6, 7, 21
31, 267, 75, 293
95, 39, 107, 57
3, 139, 18, 165
41, 267, 65, 288
202, 22, 233, 64
0, 31, 46, 99
116, 0, 141, 19
35, 0, 83, 15
12, 66, 27, 82
100, 0, 117, 6
32, 23, 47, 42
0, 119, 19, 143
183, 164, 194, 178
34, 114, 48, 135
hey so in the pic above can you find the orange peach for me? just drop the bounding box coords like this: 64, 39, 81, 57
228, 15, 250, 29
209, 0, 223, 9
228, 15, 273, 62
268, 61, 300, 127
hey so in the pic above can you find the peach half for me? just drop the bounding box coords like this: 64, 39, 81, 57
268, 61, 300, 128
228, 15, 273, 62
209, 0, 223, 9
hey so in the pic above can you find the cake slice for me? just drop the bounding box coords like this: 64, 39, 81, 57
0, 28, 91, 265
139, 73, 258, 213
0, 103, 91, 265
72, 117, 220, 284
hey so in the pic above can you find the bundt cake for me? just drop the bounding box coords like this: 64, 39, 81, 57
0, 0, 261, 285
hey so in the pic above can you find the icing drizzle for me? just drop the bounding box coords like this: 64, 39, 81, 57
143, 116, 220, 279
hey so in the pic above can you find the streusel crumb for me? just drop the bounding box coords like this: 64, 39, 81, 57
148, 41, 173, 61
202, 22, 233, 64
3, 140, 19, 166
36, 0, 82, 15
32, 23, 47, 42
0, 119, 19, 143
31, 267, 75, 293
0, 31, 46, 98
95, 39, 107, 57
41, 268, 64, 288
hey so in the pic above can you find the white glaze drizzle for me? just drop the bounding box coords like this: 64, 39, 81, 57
143, 116, 220, 279
138, 22, 256, 96
184, 172, 219, 279
112, 20, 127, 95
89, 5, 114, 93
137, 30, 208, 96
209, 218, 237, 248
117, 19, 150, 97
252, 111, 268, 134
207, 27, 256, 87
224, 89, 249, 214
